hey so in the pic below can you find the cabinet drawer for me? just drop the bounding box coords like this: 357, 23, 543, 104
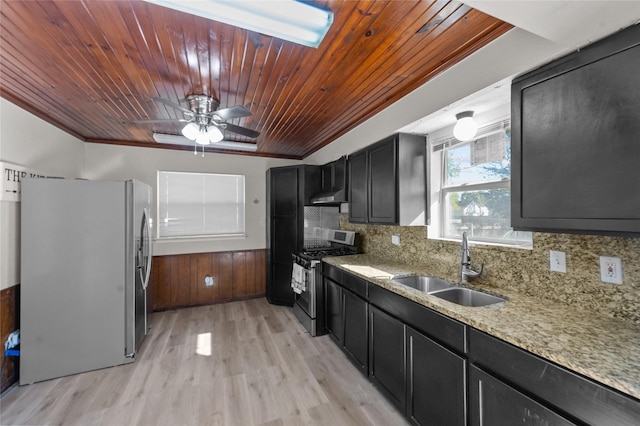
368, 284, 465, 354
341, 271, 368, 299
469, 365, 575, 426
322, 262, 342, 282
468, 328, 640, 426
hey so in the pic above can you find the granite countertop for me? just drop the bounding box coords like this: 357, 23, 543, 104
323, 254, 640, 400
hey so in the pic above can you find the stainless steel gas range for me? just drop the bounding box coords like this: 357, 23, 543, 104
291, 229, 357, 336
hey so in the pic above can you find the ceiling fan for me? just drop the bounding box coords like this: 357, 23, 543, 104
136, 94, 260, 153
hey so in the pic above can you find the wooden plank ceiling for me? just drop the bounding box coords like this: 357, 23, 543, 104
0, 0, 511, 159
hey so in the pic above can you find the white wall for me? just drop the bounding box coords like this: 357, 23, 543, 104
0, 98, 86, 290
82, 143, 299, 255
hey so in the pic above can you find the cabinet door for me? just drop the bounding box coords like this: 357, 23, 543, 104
511, 30, 640, 235
469, 365, 575, 426
349, 150, 368, 223
368, 138, 397, 224
406, 327, 466, 426
369, 305, 405, 411
332, 158, 346, 192
325, 278, 343, 344
267, 167, 299, 305
343, 289, 368, 373
321, 163, 332, 193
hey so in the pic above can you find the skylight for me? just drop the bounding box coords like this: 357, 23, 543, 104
144, 0, 333, 48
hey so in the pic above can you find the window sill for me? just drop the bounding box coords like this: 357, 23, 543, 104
155, 234, 247, 244
428, 235, 533, 251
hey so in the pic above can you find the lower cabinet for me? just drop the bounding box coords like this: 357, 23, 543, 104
323, 263, 640, 426
468, 328, 640, 426
325, 278, 343, 344
469, 365, 575, 426
324, 271, 368, 373
343, 289, 368, 373
369, 305, 406, 410
406, 327, 466, 426
368, 305, 467, 426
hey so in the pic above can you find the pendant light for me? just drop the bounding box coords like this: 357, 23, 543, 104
453, 111, 478, 142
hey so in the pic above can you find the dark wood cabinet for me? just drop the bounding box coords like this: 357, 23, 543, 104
343, 288, 368, 373
369, 305, 406, 411
324, 276, 343, 344
468, 328, 640, 426
368, 285, 467, 425
348, 133, 427, 225
323, 264, 368, 373
320, 156, 347, 194
324, 262, 640, 426
368, 284, 466, 354
266, 165, 319, 305
367, 139, 397, 223
321, 163, 332, 193
406, 327, 466, 426
511, 24, 640, 235
348, 150, 368, 222
469, 365, 575, 426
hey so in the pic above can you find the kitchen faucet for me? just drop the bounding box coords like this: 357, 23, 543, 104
460, 231, 484, 283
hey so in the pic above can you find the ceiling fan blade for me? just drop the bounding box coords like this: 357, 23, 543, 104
134, 118, 189, 124
224, 123, 260, 139
215, 105, 252, 120
149, 96, 193, 114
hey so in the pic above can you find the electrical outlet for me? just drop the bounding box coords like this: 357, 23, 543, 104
600, 256, 623, 284
549, 250, 566, 273
391, 234, 400, 245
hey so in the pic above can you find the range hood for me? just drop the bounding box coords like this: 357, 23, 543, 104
310, 188, 346, 205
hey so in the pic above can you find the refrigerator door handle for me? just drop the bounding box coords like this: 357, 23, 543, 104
142, 208, 153, 290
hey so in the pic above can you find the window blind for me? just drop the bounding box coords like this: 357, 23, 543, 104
157, 171, 245, 238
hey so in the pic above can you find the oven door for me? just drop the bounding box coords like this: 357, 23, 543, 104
293, 264, 316, 318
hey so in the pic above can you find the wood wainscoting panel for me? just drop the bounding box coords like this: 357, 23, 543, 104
218, 252, 234, 301
150, 249, 266, 311
1, 284, 20, 393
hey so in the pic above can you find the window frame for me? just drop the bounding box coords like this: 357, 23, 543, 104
429, 120, 532, 249
156, 170, 246, 240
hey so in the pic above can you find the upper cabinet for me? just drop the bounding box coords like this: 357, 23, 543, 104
321, 156, 347, 193
511, 24, 640, 235
349, 133, 427, 226
310, 156, 348, 205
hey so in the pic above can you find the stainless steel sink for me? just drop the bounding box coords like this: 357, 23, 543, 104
430, 288, 506, 307
393, 275, 458, 293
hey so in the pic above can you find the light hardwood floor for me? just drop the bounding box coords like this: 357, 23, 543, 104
0, 298, 408, 425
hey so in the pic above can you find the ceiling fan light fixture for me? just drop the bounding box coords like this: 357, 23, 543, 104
195, 132, 210, 145
453, 111, 478, 141
153, 133, 258, 152
181, 122, 200, 140
207, 126, 224, 143
143, 0, 333, 48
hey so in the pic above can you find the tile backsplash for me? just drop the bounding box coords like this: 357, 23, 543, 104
340, 215, 640, 324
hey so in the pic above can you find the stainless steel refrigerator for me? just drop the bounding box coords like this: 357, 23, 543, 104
19, 178, 152, 385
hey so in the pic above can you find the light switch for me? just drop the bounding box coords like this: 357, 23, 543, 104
549, 250, 566, 273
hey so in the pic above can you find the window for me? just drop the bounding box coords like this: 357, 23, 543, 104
157, 171, 245, 238
429, 120, 532, 248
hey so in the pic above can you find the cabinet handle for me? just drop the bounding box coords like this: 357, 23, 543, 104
478, 378, 484, 426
